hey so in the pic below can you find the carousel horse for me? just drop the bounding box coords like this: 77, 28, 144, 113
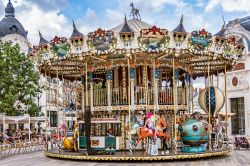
130, 3, 141, 20
134, 115, 169, 148
62, 123, 78, 151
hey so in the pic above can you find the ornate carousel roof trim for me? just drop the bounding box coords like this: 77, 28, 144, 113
31, 3, 246, 80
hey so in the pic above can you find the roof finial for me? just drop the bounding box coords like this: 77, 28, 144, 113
222, 14, 225, 29
72, 20, 76, 29
180, 14, 183, 24
5, 0, 15, 17
124, 14, 127, 23
38, 30, 42, 38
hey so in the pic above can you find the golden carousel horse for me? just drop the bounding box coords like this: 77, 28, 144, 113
62, 123, 78, 151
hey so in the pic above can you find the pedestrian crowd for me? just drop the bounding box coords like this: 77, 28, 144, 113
0, 128, 45, 159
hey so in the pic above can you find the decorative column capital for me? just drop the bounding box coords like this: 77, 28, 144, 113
106, 70, 113, 80
130, 67, 135, 79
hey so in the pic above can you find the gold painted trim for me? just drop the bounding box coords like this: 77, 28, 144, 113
44, 149, 231, 161
93, 105, 188, 111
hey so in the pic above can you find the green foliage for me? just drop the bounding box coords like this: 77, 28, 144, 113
0, 42, 40, 116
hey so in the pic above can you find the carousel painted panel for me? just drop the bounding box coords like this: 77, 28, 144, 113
87, 28, 117, 55
137, 26, 170, 52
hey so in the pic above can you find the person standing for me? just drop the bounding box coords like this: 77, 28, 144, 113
137, 111, 145, 127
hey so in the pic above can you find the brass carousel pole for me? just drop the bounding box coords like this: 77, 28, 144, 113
62, 74, 66, 126
144, 62, 148, 151
75, 76, 78, 150
208, 58, 211, 151
224, 65, 228, 136
145, 64, 148, 112
75, 77, 78, 124
48, 69, 51, 128
56, 63, 59, 135
127, 58, 131, 144
191, 78, 194, 114
45, 70, 48, 142
172, 57, 177, 145
153, 59, 156, 130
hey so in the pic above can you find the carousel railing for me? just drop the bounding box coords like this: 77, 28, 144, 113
111, 86, 128, 105
135, 86, 147, 104
91, 86, 187, 107
158, 86, 173, 105
93, 88, 108, 106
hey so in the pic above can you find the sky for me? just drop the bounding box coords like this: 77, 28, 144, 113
1, 0, 250, 45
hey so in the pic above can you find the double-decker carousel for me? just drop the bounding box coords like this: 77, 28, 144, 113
29, 4, 245, 161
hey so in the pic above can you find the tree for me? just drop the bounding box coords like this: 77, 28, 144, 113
0, 41, 41, 116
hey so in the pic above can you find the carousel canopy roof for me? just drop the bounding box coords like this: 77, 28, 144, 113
30, 4, 246, 81
111, 18, 151, 33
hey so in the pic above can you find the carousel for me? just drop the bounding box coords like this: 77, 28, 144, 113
29, 3, 245, 161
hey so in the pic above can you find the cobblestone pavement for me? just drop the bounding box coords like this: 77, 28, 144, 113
0, 150, 249, 166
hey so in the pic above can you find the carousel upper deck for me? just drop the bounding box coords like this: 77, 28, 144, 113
29, 12, 244, 114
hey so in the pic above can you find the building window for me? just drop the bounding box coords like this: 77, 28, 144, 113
48, 111, 58, 127
175, 42, 182, 48
231, 97, 245, 135
124, 42, 131, 48
233, 63, 245, 71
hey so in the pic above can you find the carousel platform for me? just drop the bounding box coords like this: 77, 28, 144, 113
44, 147, 231, 161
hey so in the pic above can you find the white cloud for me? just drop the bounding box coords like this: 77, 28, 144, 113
104, 9, 124, 28
172, 4, 212, 32
196, 0, 205, 7
77, 8, 123, 35
205, 0, 250, 13
75, 8, 100, 35
19, 2, 71, 45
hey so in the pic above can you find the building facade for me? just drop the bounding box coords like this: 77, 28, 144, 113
215, 17, 250, 136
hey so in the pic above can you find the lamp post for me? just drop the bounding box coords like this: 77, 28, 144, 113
37, 92, 42, 114
28, 113, 31, 142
